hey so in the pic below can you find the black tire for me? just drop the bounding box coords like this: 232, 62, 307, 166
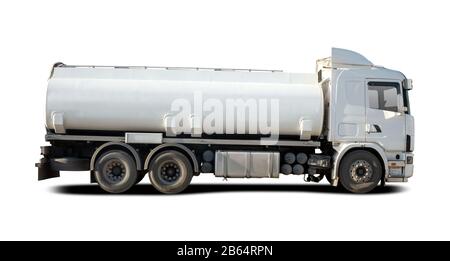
148, 150, 193, 194
94, 150, 138, 193
338, 150, 382, 193
135, 171, 147, 184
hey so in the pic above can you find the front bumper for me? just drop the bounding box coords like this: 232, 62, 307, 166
386, 153, 414, 182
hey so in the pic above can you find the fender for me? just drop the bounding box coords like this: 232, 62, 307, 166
144, 143, 199, 173
90, 142, 142, 170
331, 142, 388, 185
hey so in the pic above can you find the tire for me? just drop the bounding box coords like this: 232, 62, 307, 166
148, 150, 193, 194
338, 150, 382, 193
94, 150, 138, 193
135, 171, 147, 184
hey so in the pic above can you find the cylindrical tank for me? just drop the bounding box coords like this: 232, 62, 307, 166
46, 66, 324, 138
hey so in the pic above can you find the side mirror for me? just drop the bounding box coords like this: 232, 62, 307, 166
404, 79, 413, 90
400, 106, 408, 113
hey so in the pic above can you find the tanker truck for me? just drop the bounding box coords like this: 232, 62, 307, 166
35, 48, 414, 194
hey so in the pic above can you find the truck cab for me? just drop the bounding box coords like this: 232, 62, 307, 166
317, 48, 414, 188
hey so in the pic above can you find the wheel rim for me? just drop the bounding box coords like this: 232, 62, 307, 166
158, 161, 181, 184
349, 160, 373, 183
104, 159, 126, 184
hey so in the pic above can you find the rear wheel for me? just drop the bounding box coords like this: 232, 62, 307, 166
148, 150, 193, 194
338, 150, 382, 193
94, 150, 138, 193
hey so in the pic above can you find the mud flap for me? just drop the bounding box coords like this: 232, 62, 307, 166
35, 158, 60, 180
90, 170, 97, 183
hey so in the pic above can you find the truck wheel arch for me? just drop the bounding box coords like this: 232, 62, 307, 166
144, 144, 199, 174
332, 143, 388, 183
90, 142, 142, 171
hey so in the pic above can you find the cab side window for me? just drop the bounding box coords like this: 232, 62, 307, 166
368, 82, 400, 112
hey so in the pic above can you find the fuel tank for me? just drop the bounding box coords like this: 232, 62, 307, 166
46, 65, 324, 139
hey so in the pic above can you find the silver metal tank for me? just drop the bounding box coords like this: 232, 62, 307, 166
46, 65, 324, 139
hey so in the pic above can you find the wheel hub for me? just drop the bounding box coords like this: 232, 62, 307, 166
160, 162, 181, 183
105, 160, 126, 183
349, 160, 373, 183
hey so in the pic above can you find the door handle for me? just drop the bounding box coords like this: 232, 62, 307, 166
366, 124, 382, 133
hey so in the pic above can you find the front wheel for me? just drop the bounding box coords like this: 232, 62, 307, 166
338, 150, 382, 193
148, 150, 193, 194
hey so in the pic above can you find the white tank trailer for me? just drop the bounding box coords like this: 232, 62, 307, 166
46, 65, 323, 137
36, 48, 415, 194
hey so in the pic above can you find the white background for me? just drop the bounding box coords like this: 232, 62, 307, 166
0, 0, 449, 240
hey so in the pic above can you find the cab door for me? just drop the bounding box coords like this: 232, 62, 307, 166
365, 80, 406, 151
